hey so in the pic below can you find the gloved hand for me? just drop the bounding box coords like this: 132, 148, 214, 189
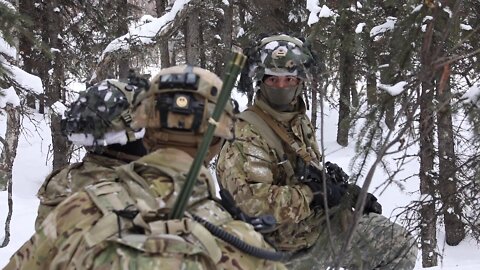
325, 161, 349, 183
344, 184, 383, 214
305, 181, 347, 209
364, 193, 382, 214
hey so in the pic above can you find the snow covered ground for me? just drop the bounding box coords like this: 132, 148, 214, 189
1, 90, 479, 269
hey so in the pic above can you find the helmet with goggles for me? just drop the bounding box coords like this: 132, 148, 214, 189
62, 79, 145, 148
131, 65, 234, 154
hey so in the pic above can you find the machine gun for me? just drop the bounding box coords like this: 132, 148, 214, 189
299, 161, 382, 214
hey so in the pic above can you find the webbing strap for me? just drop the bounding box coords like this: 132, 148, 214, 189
85, 182, 222, 263
250, 106, 313, 163
238, 110, 295, 179
85, 182, 126, 215
84, 213, 122, 247
133, 215, 222, 263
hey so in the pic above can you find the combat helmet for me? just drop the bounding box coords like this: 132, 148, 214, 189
62, 79, 145, 148
250, 34, 314, 81
131, 65, 234, 160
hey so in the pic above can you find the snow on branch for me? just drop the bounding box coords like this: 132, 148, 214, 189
92, 0, 195, 83
378, 81, 408, 96
462, 84, 480, 108
0, 86, 20, 108
370, 17, 397, 38
307, 0, 334, 26
1, 62, 44, 95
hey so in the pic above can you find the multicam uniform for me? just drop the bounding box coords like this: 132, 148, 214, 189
35, 152, 138, 230
6, 148, 286, 270
6, 66, 287, 270
218, 96, 322, 251
35, 79, 146, 229
217, 34, 418, 269
217, 97, 418, 269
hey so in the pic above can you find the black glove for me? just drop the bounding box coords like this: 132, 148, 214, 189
325, 161, 349, 184
364, 193, 382, 214
345, 184, 383, 214
305, 181, 347, 209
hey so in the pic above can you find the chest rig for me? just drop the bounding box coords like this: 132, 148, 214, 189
238, 104, 322, 182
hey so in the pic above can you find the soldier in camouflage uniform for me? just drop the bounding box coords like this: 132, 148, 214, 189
217, 34, 418, 269
34, 79, 146, 229
5, 66, 286, 269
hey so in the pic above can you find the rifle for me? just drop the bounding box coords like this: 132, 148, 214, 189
299, 161, 382, 214
169, 52, 247, 219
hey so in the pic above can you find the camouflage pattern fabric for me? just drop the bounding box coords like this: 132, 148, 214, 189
217, 96, 323, 251
7, 148, 286, 270
250, 34, 314, 80
216, 96, 418, 269
35, 152, 128, 230
62, 79, 138, 143
286, 213, 418, 270
6, 190, 216, 270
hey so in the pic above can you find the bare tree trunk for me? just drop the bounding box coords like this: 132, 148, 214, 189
185, 12, 201, 66
310, 77, 319, 129
18, 0, 37, 109
42, 0, 69, 170
117, 0, 130, 80
379, 52, 396, 130
419, 19, 438, 268
336, 1, 354, 147
436, 65, 465, 246
215, 2, 233, 76
199, 18, 206, 68
419, 83, 438, 267
365, 35, 377, 106
0, 105, 21, 247
156, 0, 171, 68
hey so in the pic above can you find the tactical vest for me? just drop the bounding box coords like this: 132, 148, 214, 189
238, 106, 322, 180
80, 151, 227, 268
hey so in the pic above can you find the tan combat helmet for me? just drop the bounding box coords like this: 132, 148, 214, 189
131, 65, 234, 160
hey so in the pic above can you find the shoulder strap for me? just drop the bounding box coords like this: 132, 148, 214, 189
83, 180, 222, 263
84, 181, 137, 247
238, 110, 296, 179
249, 106, 313, 163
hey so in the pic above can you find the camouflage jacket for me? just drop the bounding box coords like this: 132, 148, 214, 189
217, 96, 324, 251
7, 148, 285, 270
35, 152, 133, 229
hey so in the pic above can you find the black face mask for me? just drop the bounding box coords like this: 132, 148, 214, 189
259, 83, 303, 111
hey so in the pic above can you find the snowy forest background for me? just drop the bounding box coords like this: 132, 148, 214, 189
1, 0, 480, 269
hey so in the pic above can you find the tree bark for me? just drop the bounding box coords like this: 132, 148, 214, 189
18, 0, 38, 109
42, 0, 69, 170
419, 83, 438, 267
217, 2, 233, 76
336, 1, 354, 147
156, 0, 171, 68
310, 77, 319, 129
0, 105, 20, 247
116, 0, 130, 80
365, 34, 377, 106
436, 65, 465, 246
419, 18, 438, 268
379, 50, 396, 131
185, 12, 201, 66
